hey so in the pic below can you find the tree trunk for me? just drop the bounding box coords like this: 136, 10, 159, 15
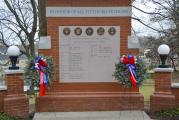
28, 34, 35, 58
38, 0, 47, 36
170, 57, 177, 71
30, 42, 35, 58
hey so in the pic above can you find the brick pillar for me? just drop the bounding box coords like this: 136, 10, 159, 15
3, 70, 29, 117
150, 68, 175, 112
0, 88, 7, 112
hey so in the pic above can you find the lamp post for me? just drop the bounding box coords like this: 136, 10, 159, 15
157, 44, 170, 68
7, 46, 20, 70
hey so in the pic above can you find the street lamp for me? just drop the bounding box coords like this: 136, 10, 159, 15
158, 44, 170, 68
7, 46, 20, 70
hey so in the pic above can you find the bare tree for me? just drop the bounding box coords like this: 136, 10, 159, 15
0, 0, 38, 58
132, 0, 179, 51
132, 0, 179, 70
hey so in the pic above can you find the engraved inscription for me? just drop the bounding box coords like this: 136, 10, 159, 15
59, 26, 120, 82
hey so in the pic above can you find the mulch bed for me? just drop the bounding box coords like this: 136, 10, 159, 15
146, 110, 179, 120
150, 115, 179, 120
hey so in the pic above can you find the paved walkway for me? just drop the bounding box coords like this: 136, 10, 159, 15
33, 111, 153, 120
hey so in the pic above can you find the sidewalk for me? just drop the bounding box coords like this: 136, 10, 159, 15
33, 111, 153, 120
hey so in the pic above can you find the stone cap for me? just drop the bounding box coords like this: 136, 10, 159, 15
0, 85, 35, 91
154, 68, 174, 73
0, 85, 7, 90
171, 83, 179, 88
4, 69, 24, 74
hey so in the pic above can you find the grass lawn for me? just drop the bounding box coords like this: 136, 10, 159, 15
139, 84, 154, 102
139, 78, 155, 109
28, 95, 36, 105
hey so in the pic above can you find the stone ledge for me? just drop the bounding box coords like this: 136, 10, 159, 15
154, 68, 174, 73
171, 83, 179, 88
4, 69, 24, 74
36, 93, 144, 112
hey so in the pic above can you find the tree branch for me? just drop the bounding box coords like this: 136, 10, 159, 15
4, 0, 29, 35
0, 31, 9, 47
132, 17, 168, 33
132, 5, 166, 17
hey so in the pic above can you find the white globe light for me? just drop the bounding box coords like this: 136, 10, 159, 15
158, 44, 170, 55
7, 46, 20, 56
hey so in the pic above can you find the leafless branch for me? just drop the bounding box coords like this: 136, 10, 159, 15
132, 17, 168, 33
0, 0, 39, 58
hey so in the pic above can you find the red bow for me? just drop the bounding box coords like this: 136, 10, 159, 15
122, 55, 135, 65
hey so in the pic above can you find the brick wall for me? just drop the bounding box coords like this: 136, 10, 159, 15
154, 72, 173, 92
172, 88, 179, 106
40, 17, 139, 92
46, 0, 131, 6
0, 90, 6, 112
5, 74, 24, 95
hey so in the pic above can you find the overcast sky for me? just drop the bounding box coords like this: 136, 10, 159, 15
0, 0, 160, 37
132, 1, 159, 36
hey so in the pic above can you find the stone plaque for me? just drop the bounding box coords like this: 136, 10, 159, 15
59, 26, 120, 83
128, 35, 140, 48
39, 36, 51, 49
46, 7, 132, 17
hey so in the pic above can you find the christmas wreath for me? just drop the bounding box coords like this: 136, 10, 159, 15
24, 56, 56, 96
113, 55, 147, 91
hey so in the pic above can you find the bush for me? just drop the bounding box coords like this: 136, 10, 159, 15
158, 108, 179, 117
0, 113, 18, 120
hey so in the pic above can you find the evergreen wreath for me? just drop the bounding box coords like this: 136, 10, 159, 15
113, 55, 147, 89
24, 55, 56, 89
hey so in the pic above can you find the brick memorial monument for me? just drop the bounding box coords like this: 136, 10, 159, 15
36, 0, 144, 112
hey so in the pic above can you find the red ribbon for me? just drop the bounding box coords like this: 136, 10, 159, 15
35, 57, 48, 96
129, 67, 137, 91
122, 55, 137, 91
40, 70, 46, 96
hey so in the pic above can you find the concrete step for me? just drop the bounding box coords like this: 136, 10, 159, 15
33, 111, 153, 120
